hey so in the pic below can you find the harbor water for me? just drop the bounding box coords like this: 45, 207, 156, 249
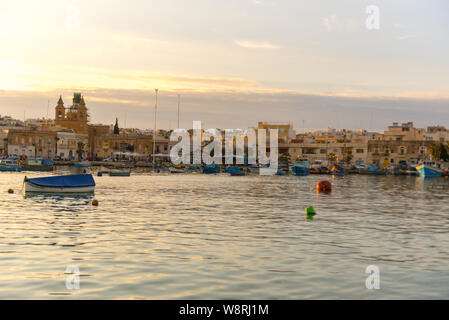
1, 169, 449, 299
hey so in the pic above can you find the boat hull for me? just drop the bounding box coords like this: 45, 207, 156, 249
24, 182, 95, 193
109, 172, 131, 176
0, 166, 21, 172
19, 165, 53, 171
291, 166, 309, 176
416, 165, 443, 178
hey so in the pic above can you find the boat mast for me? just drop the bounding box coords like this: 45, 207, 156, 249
153, 89, 159, 169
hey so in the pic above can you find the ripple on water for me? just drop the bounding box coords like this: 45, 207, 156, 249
0, 171, 449, 298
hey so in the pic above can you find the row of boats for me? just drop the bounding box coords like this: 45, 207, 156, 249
0, 158, 54, 172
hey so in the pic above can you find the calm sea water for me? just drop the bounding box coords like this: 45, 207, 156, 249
1, 168, 449, 299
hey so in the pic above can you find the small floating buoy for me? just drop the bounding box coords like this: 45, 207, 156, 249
91, 199, 99, 206
7, 189, 14, 194
317, 180, 332, 193
305, 206, 316, 216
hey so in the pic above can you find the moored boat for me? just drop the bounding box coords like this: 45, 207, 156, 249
359, 164, 387, 175
74, 160, 91, 168
327, 162, 348, 176
416, 161, 443, 178
169, 167, 184, 173
24, 174, 95, 193
19, 158, 53, 171
0, 159, 21, 172
202, 164, 221, 174
291, 160, 310, 176
109, 169, 131, 176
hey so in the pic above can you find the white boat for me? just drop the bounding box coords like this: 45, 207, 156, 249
169, 167, 184, 173
24, 174, 95, 193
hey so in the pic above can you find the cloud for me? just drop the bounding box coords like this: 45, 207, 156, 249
234, 40, 280, 49
393, 23, 407, 29
321, 14, 337, 32
321, 14, 358, 32
397, 34, 417, 40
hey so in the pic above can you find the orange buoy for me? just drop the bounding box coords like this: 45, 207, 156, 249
91, 199, 99, 206
317, 180, 332, 193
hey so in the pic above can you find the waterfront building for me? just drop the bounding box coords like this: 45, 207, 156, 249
7, 128, 57, 158
257, 122, 296, 144
56, 131, 88, 160
366, 140, 433, 167
383, 122, 424, 141
423, 126, 449, 143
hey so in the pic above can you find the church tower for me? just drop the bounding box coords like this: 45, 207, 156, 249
54, 93, 89, 133
78, 96, 88, 122
55, 96, 65, 120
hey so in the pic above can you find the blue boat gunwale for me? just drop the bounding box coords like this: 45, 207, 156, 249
25, 174, 96, 188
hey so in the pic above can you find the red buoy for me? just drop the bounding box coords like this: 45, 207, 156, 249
91, 199, 99, 206
317, 180, 332, 193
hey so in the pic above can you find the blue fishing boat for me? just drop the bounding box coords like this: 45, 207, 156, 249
109, 169, 131, 176
359, 164, 387, 175
291, 160, 310, 176
19, 158, 53, 171
225, 166, 241, 173
226, 166, 245, 176
202, 164, 221, 174
74, 160, 91, 168
24, 174, 95, 193
276, 170, 286, 176
327, 162, 348, 176
416, 161, 443, 178
0, 159, 21, 172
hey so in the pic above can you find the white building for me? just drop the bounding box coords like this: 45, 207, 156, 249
57, 132, 88, 160
7, 144, 35, 157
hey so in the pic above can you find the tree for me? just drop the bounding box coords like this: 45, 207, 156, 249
439, 143, 449, 161
76, 141, 85, 160
342, 147, 353, 164
3, 138, 8, 156
429, 142, 441, 161
113, 118, 120, 134
54, 136, 60, 158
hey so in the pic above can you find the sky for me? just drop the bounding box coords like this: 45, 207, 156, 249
0, 0, 448, 131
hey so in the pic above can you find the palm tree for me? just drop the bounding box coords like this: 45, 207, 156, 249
77, 141, 85, 160
54, 137, 60, 158
3, 138, 8, 156
429, 142, 440, 161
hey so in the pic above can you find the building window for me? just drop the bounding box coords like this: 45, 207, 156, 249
356, 149, 364, 153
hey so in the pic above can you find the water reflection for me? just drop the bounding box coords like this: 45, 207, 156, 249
0, 172, 449, 299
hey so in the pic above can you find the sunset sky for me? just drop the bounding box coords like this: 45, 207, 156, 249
0, 0, 448, 131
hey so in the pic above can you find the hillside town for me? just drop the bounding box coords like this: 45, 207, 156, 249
1, 93, 449, 169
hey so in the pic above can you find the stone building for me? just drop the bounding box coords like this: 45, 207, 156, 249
54, 93, 89, 134
7, 128, 57, 158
